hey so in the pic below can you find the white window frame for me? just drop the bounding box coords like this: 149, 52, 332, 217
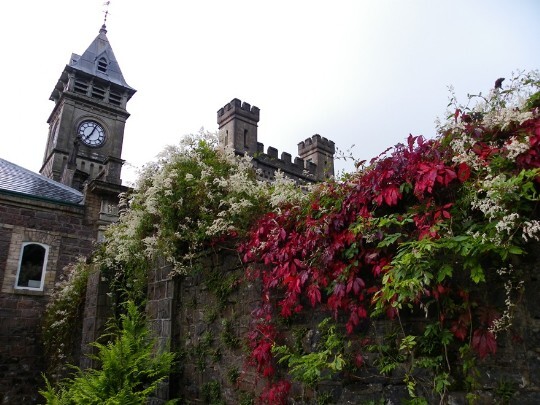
14, 242, 49, 291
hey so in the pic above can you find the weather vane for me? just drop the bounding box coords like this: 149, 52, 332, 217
103, 1, 111, 25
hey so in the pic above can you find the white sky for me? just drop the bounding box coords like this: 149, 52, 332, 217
1, 0, 539, 184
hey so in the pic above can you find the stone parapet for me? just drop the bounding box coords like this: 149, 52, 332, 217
217, 98, 260, 127
298, 134, 336, 155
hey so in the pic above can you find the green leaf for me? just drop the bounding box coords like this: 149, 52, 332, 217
437, 264, 453, 283
508, 245, 523, 255
471, 263, 485, 283
378, 233, 402, 247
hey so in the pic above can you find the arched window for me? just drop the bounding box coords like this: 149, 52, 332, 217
15, 242, 49, 290
97, 57, 108, 73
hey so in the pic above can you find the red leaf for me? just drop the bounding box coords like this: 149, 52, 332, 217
477, 306, 500, 327
347, 277, 365, 295
450, 312, 471, 341
472, 328, 497, 359
457, 162, 471, 182
383, 186, 402, 206
355, 353, 365, 368
306, 284, 322, 307
386, 306, 398, 319
262, 380, 291, 405
263, 365, 275, 377
454, 108, 461, 123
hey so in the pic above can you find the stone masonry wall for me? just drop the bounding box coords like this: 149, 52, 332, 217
68, 245, 540, 404
79, 268, 112, 371
143, 250, 262, 404
0, 194, 95, 404
139, 248, 540, 404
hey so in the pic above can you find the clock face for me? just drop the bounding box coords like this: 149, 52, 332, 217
78, 120, 106, 147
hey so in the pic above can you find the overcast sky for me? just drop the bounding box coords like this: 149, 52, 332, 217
1, 0, 539, 184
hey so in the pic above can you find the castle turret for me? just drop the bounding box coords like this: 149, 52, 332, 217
298, 134, 335, 180
217, 98, 260, 155
217, 98, 335, 183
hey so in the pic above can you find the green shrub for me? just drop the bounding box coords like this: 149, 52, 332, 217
40, 301, 176, 404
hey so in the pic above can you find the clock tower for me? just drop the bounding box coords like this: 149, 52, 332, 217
40, 24, 136, 190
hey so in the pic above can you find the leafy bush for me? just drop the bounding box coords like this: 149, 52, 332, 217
40, 301, 175, 404
273, 318, 345, 387
241, 70, 540, 402
96, 130, 305, 301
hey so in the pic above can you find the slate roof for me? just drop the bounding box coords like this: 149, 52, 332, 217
69, 24, 135, 91
0, 158, 84, 205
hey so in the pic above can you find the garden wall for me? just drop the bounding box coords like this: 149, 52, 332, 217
131, 247, 540, 404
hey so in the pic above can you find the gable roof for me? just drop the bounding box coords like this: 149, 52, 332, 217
0, 158, 84, 205
68, 24, 135, 91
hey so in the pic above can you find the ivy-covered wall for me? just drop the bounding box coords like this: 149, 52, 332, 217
139, 248, 540, 404
145, 252, 262, 404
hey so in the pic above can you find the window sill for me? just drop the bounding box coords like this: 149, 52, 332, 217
13, 288, 46, 296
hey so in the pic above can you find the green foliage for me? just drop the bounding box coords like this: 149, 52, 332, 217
201, 381, 225, 405
495, 379, 516, 404
227, 366, 240, 385
96, 131, 273, 300
238, 392, 256, 405
242, 70, 540, 402
40, 301, 176, 404
221, 319, 240, 349
273, 318, 346, 387
316, 391, 334, 405
205, 269, 239, 309
42, 259, 91, 379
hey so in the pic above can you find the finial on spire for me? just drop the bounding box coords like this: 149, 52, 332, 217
102, 1, 111, 27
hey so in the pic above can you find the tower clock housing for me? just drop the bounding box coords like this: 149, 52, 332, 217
41, 24, 136, 190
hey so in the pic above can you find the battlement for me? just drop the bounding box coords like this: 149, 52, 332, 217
217, 98, 260, 126
252, 141, 318, 182
217, 98, 335, 182
298, 134, 336, 155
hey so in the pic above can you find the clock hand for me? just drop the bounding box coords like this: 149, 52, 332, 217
84, 126, 98, 141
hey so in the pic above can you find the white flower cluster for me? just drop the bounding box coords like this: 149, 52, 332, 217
470, 174, 513, 221
482, 106, 533, 130
450, 134, 484, 170
489, 266, 524, 336
101, 129, 309, 276
505, 136, 531, 160
267, 170, 309, 212
522, 220, 540, 242
495, 213, 520, 234
468, 172, 528, 245
438, 70, 540, 138
467, 229, 501, 246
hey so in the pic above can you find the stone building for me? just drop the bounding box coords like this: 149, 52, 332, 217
0, 21, 336, 403
0, 24, 135, 403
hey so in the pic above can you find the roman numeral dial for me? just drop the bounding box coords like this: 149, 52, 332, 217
78, 120, 106, 147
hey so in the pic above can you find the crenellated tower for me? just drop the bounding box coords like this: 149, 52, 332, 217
298, 134, 335, 180
217, 99, 335, 182
217, 98, 260, 156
